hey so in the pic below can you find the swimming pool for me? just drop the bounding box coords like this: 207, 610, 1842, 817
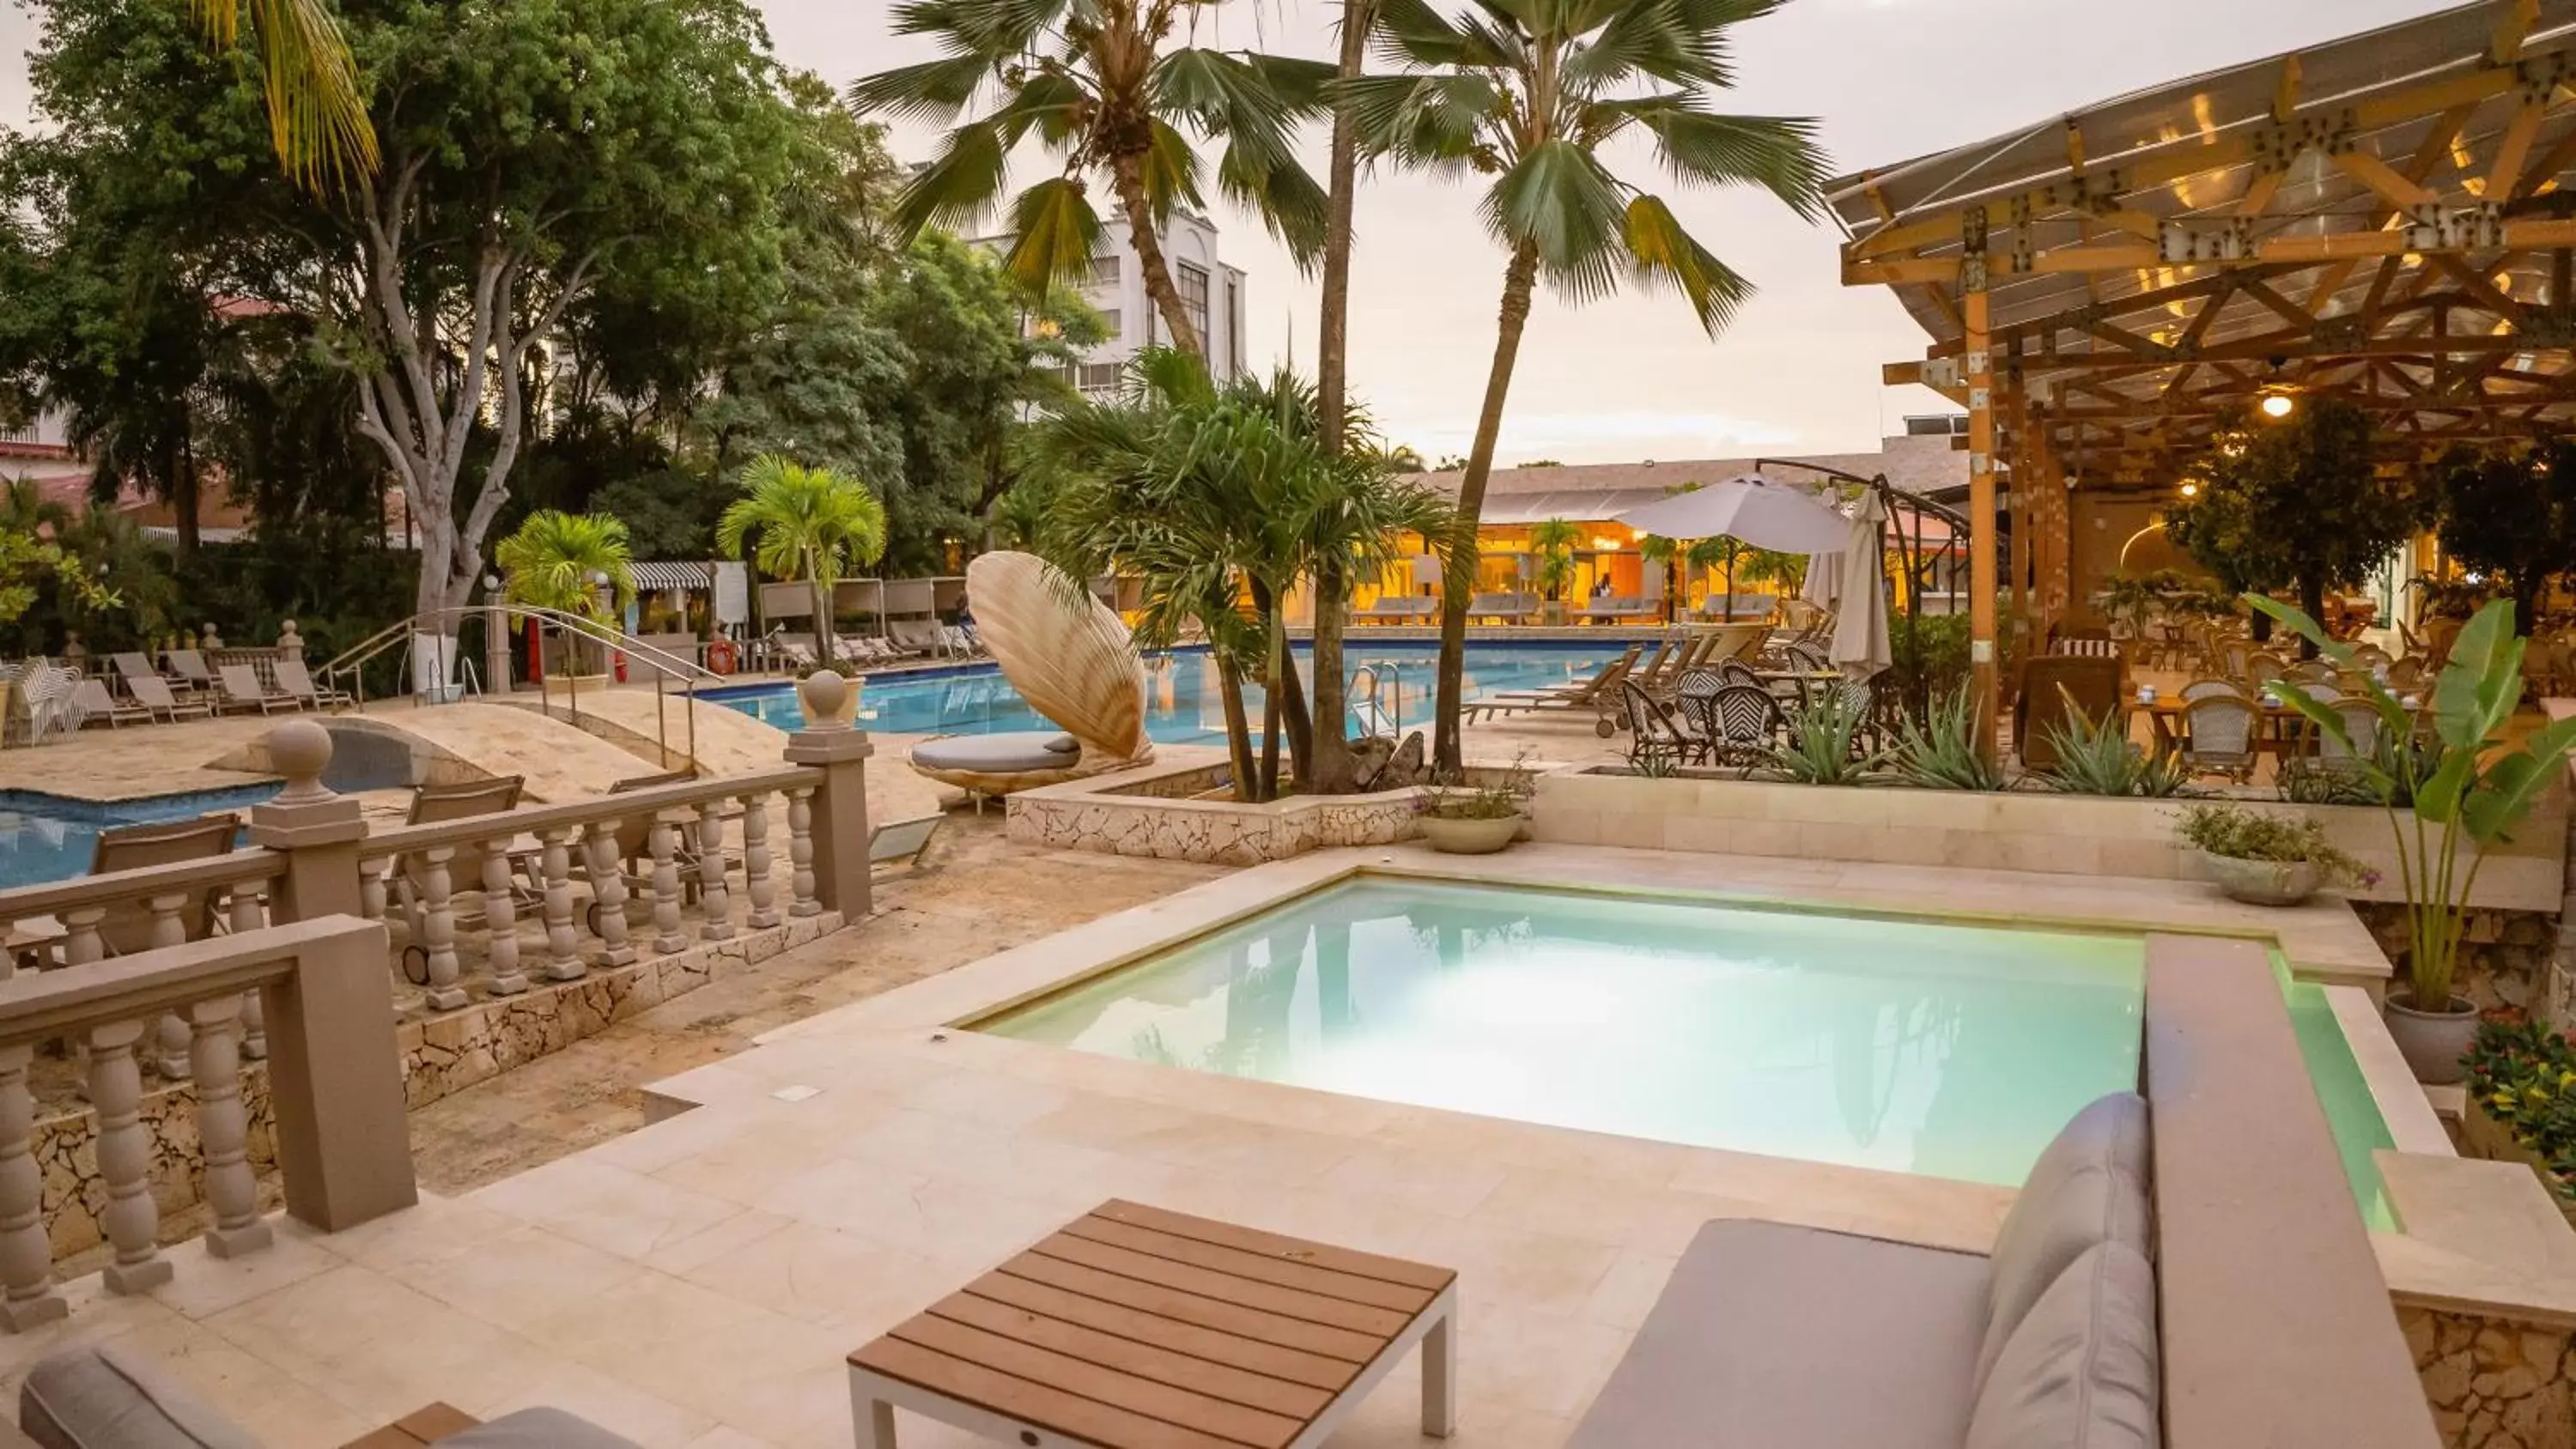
979, 877, 2148, 1187
978, 876, 2399, 1210
0, 785, 283, 890
706, 642, 1631, 740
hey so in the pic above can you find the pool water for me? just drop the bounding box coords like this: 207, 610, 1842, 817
980, 877, 2150, 1187
0, 785, 283, 890
707, 643, 1629, 740
2287, 977, 2398, 1229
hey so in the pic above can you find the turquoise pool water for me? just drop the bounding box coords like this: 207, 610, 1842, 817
2287, 975, 2399, 1229
707, 643, 1628, 740
981, 877, 2150, 1186
0, 786, 282, 890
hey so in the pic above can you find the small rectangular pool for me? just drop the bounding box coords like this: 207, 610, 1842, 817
980, 877, 2150, 1187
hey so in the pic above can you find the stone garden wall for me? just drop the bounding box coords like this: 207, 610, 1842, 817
2405, 1307, 2576, 1449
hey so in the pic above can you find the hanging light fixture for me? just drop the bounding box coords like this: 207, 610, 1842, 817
2179, 481, 2200, 497
2260, 390, 2296, 420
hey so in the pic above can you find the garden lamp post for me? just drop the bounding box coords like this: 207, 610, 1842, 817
482, 573, 508, 699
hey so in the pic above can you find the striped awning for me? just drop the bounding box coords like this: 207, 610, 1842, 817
631, 561, 714, 591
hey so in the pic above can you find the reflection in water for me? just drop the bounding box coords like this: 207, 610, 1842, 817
988, 879, 2147, 1186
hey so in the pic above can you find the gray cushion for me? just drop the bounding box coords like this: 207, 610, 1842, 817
1042, 733, 1080, 755
1975, 1096, 2154, 1397
910, 732, 1078, 773
1965, 1241, 2160, 1449
19, 1345, 261, 1449
1568, 1220, 1990, 1449
443, 1408, 645, 1448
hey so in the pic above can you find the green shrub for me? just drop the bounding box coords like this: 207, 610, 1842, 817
2172, 803, 2373, 886
2465, 1021, 2576, 1206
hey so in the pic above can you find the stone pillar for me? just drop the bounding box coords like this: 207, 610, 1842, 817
263, 919, 416, 1232
781, 672, 874, 920
247, 720, 368, 925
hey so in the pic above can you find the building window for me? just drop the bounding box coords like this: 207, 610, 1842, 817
1087, 255, 1121, 288
1177, 262, 1211, 350
1098, 308, 1121, 341
1078, 361, 1122, 393
1226, 277, 1242, 379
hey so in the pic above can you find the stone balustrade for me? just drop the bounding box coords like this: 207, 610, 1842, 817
0, 914, 410, 1328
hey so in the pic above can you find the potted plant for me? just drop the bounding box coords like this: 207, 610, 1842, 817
1416, 757, 1533, 853
796, 658, 865, 728
2258, 597, 2576, 1084
1528, 518, 1582, 627
2172, 802, 2374, 906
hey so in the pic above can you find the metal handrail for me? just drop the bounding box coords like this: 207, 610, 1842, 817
317, 604, 725, 771
1352, 663, 1401, 740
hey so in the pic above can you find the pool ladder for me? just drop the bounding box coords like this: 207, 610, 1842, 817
1351, 664, 1400, 740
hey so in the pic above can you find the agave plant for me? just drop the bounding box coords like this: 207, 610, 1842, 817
2255, 597, 2576, 1016
1763, 688, 1887, 787
1892, 687, 2003, 791
2037, 688, 2189, 798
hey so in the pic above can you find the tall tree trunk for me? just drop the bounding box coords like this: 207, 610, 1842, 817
2298, 575, 2326, 659
1109, 157, 1202, 358
1216, 652, 1259, 802
1309, 0, 1373, 796
811, 568, 835, 666
1433, 242, 1540, 778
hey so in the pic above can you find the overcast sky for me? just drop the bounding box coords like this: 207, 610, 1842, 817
0, 0, 2448, 462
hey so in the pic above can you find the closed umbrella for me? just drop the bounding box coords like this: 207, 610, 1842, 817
1615, 476, 1851, 555
1831, 490, 1893, 677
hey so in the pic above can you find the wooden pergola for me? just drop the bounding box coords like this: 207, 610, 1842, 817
1830, 0, 2576, 755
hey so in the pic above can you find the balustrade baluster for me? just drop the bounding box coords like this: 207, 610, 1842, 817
361, 858, 391, 922
741, 791, 778, 930
228, 885, 266, 1059
146, 893, 191, 1079
483, 840, 526, 997
60, 906, 104, 966
88, 1021, 169, 1294
0, 1045, 62, 1329
650, 817, 686, 955
420, 846, 465, 1011
696, 802, 732, 941
539, 828, 582, 981
787, 786, 820, 919
586, 820, 635, 967
185, 996, 270, 1258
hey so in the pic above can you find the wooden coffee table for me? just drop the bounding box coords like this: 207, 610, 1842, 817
848, 1198, 1459, 1448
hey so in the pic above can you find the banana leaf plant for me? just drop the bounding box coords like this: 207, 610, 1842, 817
2253, 596, 2576, 1010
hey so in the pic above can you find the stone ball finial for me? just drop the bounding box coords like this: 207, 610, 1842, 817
201, 621, 223, 650
797, 670, 850, 731
266, 719, 335, 803
275, 619, 303, 658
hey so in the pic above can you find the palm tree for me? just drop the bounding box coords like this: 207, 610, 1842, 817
495, 510, 635, 621
1527, 517, 1583, 607
195, 0, 377, 189
1348, 0, 1828, 773
849, 0, 1330, 358
715, 456, 890, 665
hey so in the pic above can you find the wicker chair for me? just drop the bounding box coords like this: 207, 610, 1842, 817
2180, 677, 2242, 702
2179, 694, 2259, 784
1620, 680, 1704, 770
1696, 684, 1786, 773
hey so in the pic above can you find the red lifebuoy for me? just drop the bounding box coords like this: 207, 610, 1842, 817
706, 639, 738, 676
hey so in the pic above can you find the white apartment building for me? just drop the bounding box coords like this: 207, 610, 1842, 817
975, 207, 1249, 399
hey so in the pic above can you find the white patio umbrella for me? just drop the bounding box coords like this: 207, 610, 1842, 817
1830, 489, 1893, 677
1614, 475, 1852, 555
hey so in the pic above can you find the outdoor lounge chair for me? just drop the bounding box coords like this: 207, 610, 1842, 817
124, 673, 210, 723
908, 551, 1155, 799
871, 812, 943, 870
1466, 591, 1537, 624
111, 652, 178, 701
1571, 595, 1651, 623
271, 658, 351, 709
1467, 643, 1643, 718
162, 647, 216, 695
389, 775, 537, 982
1355, 596, 1437, 624
215, 663, 295, 714
70, 677, 149, 729
1567, 1094, 2158, 1449
19, 1343, 646, 1447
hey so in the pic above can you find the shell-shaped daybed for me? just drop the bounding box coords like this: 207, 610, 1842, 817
908, 552, 1154, 796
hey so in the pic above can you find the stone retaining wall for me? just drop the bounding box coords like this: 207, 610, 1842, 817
31, 909, 841, 1256
2404, 1307, 2576, 1448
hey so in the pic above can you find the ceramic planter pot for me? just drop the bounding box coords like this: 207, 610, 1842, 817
2198, 851, 2322, 907
2385, 991, 2482, 1085
1419, 814, 1522, 855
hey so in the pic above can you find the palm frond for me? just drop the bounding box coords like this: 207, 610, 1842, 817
888, 120, 1011, 239
846, 54, 993, 123
1622, 193, 1752, 335
203, 0, 377, 191
934, 0, 1074, 57
1244, 53, 1340, 111
1370, 0, 1485, 67
1625, 104, 1828, 220
1483, 139, 1628, 305
1000, 178, 1106, 295
1217, 143, 1330, 270
1339, 72, 1495, 167
1139, 118, 1208, 219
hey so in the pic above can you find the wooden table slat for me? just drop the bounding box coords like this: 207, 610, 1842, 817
1065, 1216, 1437, 1315
935, 1291, 1334, 1423
1033, 1234, 1412, 1338
969, 1271, 1360, 1393
854, 1337, 1243, 1449
1097, 1200, 1455, 1293
998, 1253, 1383, 1363
890, 1312, 1303, 1448
334, 1404, 480, 1449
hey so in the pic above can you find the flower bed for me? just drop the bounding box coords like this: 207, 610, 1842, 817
2461, 1021, 2576, 1228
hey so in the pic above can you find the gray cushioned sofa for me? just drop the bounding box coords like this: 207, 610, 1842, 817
1569, 1092, 2160, 1448
8, 1343, 641, 1449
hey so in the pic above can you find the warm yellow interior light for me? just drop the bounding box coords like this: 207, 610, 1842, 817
2261, 392, 2296, 420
